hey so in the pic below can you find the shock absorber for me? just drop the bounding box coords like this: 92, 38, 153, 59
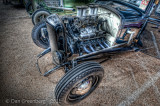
46, 14, 65, 65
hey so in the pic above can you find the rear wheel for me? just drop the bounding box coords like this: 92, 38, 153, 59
55, 61, 104, 105
32, 9, 51, 25
31, 21, 49, 49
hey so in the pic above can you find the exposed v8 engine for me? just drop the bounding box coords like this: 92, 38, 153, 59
46, 5, 110, 56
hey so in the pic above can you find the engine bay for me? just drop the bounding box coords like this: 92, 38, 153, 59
46, 4, 121, 56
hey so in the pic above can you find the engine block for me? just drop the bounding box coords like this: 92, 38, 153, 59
74, 16, 100, 40
61, 14, 109, 54
46, 4, 111, 55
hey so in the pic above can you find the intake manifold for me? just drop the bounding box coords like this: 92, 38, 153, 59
89, 4, 98, 15
76, 6, 88, 17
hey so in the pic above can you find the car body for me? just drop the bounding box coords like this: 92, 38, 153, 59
33, 0, 160, 105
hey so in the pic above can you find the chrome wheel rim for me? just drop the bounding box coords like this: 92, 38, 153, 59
67, 75, 100, 103
72, 77, 92, 95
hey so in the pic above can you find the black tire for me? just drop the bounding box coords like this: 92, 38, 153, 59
55, 61, 104, 105
32, 9, 51, 25
32, 21, 49, 49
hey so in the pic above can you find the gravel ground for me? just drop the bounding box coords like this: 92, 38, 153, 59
0, 1, 160, 106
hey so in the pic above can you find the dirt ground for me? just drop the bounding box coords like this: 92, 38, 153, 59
0, 1, 160, 106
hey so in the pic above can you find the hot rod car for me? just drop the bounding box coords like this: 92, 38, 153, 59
32, 0, 160, 105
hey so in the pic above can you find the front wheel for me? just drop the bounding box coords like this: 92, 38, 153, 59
55, 61, 104, 105
31, 21, 49, 49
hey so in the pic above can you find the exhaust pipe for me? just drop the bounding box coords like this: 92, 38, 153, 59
83, 46, 91, 54
46, 14, 61, 65
97, 40, 105, 49
103, 41, 110, 48
46, 23, 58, 51
89, 44, 95, 52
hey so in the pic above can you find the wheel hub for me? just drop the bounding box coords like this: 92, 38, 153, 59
72, 78, 92, 95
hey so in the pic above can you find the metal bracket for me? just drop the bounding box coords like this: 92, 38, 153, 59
36, 56, 67, 77
127, 30, 135, 45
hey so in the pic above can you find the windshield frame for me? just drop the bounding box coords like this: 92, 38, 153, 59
95, 0, 155, 13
